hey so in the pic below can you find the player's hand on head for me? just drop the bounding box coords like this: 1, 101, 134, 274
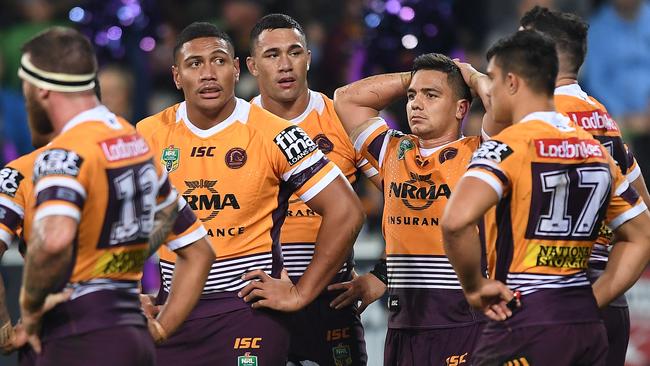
452, 59, 489, 98
238, 269, 303, 312
465, 278, 519, 322
327, 273, 386, 314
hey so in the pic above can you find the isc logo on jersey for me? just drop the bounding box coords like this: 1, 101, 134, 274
33, 149, 84, 179
274, 125, 317, 165
0, 167, 24, 197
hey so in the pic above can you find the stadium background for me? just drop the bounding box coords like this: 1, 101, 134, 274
0, 0, 649, 365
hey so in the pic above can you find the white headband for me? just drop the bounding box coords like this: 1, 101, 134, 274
18, 54, 96, 92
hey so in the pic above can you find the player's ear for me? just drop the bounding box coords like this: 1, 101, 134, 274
37, 87, 50, 100
246, 56, 258, 77
171, 65, 182, 90
306, 49, 312, 71
233, 57, 241, 83
455, 99, 470, 120
506, 72, 518, 95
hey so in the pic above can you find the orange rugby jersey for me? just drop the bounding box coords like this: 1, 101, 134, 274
466, 112, 645, 325
355, 117, 483, 329
137, 98, 341, 314
252, 90, 376, 281
30, 106, 179, 340
0, 148, 41, 253
555, 83, 641, 266
0, 150, 204, 259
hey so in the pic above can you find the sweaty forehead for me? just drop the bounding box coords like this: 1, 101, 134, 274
178, 37, 233, 60
255, 28, 305, 52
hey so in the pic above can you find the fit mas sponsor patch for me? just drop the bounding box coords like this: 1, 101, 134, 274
274, 125, 317, 166
33, 149, 84, 180
0, 167, 24, 197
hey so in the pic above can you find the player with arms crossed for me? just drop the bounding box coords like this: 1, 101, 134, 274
137, 22, 364, 365
442, 30, 650, 365
14, 27, 182, 365
519, 7, 650, 365
333, 53, 495, 365
247, 14, 380, 365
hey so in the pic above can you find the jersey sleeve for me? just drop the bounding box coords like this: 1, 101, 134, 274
605, 157, 647, 230
0, 165, 27, 248
355, 154, 379, 179
164, 195, 208, 251
352, 117, 404, 177
271, 124, 343, 202
464, 134, 524, 200
624, 143, 642, 182
32, 148, 90, 222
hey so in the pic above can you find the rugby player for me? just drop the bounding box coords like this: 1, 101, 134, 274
247, 14, 380, 365
519, 7, 650, 365
15, 27, 180, 365
442, 29, 650, 365
333, 53, 494, 365
137, 22, 364, 365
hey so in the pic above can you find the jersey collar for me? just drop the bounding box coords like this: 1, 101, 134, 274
251, 89, 325, 124
62, 105, 121, 133
554, 83, 598, 107
176, 97, 251, 138
520, 111, 574, 131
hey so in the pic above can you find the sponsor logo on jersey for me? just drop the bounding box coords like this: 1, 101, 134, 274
396, 138, 414, 160
161, 145, 180, 172
524, 244, 590, 269
313, 133, 334, 154
33, 149, 84, 180
190, 146, 216, 157
234, 337, 261, 349
92, 248, 148, 275
0, 167, 24, 198
535, 138, 603, 159
225, 147, 247, 169
332, 344, 352, 366
566, 110, 618, 132
237, 353, 258, 366
183, 179, 240, 222
471, 140, 513, 163
388, 172, 451, 210
274, 125, 317, 165
99, 134, 150, 162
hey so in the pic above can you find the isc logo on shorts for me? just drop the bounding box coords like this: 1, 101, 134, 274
234, 337, 261, 349
274, 125, 317, 166
445, 352, 467, 366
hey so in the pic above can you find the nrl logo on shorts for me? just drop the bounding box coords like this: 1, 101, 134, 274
161, 145, 180, 173
237, 352, 258, 366
332, 344, 352, 366
397, 138, 414, 160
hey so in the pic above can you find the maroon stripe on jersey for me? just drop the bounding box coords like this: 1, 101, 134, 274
172, 204, 197, 235
158, 177, 172, 199
593, 135, 629, 174
494, 194, 515, 283
367, 131, 387, 162
36, 186, 85, 209
0, 205, 22, 232
468, 163, 509, 186
270, 181, 292, 277
625, 144, 635, 174
285, 156, 329, 192
619, 185, 641, 206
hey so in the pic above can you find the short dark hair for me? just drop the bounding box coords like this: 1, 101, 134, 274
411, 53, 472, 103
520, 6, 588, 74
21, 26, 97, 75
486, 30, 558, 96
249, 13, 306, 55
173, 22, 235, 63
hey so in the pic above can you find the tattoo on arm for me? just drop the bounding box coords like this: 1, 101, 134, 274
21, 228, 72, 313
147, 201, 178, 257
